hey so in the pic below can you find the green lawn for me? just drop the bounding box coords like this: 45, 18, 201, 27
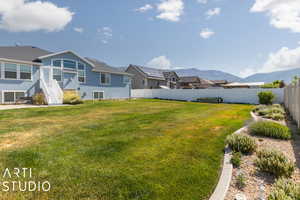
0, 99, 252, 200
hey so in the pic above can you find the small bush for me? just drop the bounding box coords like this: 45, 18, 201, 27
226, 134, 257, 154
231, 152, 242, 168
253, 104, 285, 121
265, 113, 285, 121
255, 149, 295, 177
33, 92, 46, 105
268, 178, 300, 200
63, 91, 83, 105
249, 121, 291, 140
258, 91, 275, 105
253, 105, 267, 113
236, 173, 246, 190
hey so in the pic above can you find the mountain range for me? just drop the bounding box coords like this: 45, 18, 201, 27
175, 68, 300, 83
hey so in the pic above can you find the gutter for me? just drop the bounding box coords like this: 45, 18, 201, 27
0, 58, 42, 66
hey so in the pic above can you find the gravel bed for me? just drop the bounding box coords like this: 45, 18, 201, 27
225, 120, 300, 200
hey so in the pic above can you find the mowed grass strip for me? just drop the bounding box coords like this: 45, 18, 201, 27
0, 99, 252, 200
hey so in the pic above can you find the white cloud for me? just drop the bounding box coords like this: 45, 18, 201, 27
135, 4, 153, 12
239, 67, 257, 78
156, 0, 184, 22
197, 0, 208, 4
250, 0, 300, 32
146, 56, 172, 69
199, 28, 215, 39
0, 0, 73, 32
73, 27, 83, 33
206, 8, 221, 19
97, 27, 112, 44
260, 46, 300, 73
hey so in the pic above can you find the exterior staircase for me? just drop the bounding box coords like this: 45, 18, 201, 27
40, 67, 63, 105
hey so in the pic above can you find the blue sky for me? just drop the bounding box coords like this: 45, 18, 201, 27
0, 0, 299, 78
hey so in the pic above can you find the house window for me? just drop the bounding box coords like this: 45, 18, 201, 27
78, 63, 86, 83
53, 60, 62, 67
4, 63, 17, 79
123, 76, 130, 84
93, 91, 104, 100
100, 73, 111, 85
3, 91, 25, 103
63, 60, 76, 70
20, 65, 32, 80
53, 68, 62, 82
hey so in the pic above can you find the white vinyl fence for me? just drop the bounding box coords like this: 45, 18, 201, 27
284, 80, 300, 128
132, 88, 284, 105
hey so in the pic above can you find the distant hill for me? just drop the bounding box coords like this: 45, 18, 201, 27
243, 68, 300, 83
175, 68, 242, 82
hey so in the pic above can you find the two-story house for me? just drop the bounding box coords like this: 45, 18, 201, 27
125, 65, 179, 89
0, 46, 132, 104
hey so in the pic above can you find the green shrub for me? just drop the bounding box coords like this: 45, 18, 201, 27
268, 178, 300, 200
255, 149, 295, 177
253, 104, 285, 121
63, 91, 83, 105
253, 105, 267, 112
258, 91, 275, 105
265, 113, 285, 121
226, 134, 257, 154
249, 121, 291, 140
236, 172, 246, 190
33, 92, 46, 105
231, 152, 242, 168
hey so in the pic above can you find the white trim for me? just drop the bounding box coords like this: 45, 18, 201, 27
2, 90, 27, 104
38, 50, 95, 67
92, 91, 105, 100
99, 72, 111, 85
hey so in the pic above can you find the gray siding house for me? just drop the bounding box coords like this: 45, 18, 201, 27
0, 46, 132, 104
126, 65, 179, 89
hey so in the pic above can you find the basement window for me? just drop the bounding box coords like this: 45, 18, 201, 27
3, 91, 25, 103
93, 91, 104, 100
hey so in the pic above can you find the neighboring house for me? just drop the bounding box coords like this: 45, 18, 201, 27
126, 65, 179, 89
223, 82, 265, 88
0, 46, 132, 104
211, 80, 229, 87
179, 76, 215, 89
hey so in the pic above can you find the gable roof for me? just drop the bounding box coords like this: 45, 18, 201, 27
0, 46, 51, 62
128, 65, 177, 80
38, 50, 95, 67
179, 76, 214, 85
86, 57, 132, 76
179, 76, 201, 83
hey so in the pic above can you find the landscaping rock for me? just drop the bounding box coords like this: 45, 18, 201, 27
235, 193, 247, 200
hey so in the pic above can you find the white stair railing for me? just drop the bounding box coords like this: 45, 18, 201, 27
40, 75, 52, 104
51, 79, 63, 104
40, 67, 63, 105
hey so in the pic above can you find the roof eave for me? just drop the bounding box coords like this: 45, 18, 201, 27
92, 69, 133, 76
0, 58, 42, 66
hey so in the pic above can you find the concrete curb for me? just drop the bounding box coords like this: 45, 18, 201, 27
251, 111, 287, 125
209, 126, 248, 200
209, 111, 287, 200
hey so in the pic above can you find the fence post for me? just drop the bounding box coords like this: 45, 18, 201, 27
297, 80, 300, 128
